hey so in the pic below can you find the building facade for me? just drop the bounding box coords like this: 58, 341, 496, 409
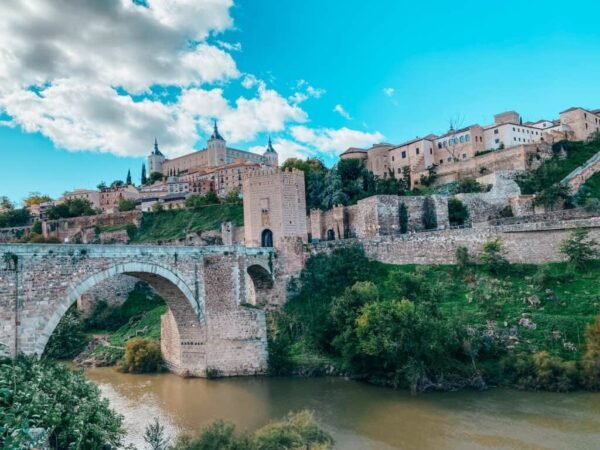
341, 106, 600, 187
242, 168, 307, 248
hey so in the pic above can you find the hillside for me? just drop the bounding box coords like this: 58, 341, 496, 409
269, 245, 600, 391
132, 204, 243, 243
516, 140, 600, 195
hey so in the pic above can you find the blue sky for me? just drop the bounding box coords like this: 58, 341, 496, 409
1, 0, 600, 204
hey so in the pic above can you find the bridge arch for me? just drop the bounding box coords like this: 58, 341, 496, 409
34, 262, 204, 358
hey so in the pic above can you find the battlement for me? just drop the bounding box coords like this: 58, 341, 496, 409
242, 167, 304, 180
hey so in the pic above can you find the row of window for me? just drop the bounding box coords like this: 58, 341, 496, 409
437, 134, 471, 148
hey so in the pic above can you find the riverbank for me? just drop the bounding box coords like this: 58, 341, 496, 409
84, 366, 600, 450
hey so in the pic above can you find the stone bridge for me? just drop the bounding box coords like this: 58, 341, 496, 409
0, 243, 277, 377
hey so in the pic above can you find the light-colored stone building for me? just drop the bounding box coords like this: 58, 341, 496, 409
341, 106, 600, 188
63, 189, 101, 210
242, 168, 307, 248
148, 124, 278, 193
99, 185, 140, 214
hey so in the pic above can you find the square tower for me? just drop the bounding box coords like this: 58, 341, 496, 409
242, 168, 307, 248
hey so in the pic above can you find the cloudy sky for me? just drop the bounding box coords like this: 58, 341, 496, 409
1, 0, 600, 202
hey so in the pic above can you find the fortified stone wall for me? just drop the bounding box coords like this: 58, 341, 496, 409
76, 274, 139, 316
314, 217, 600, 265
43, 211, 141, 243
562, 150, 600, 192
0, 226, 30, 243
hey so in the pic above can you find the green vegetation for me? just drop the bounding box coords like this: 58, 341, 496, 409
421, 196, 437, 230
117, 337, 163, 373
0, 356, 123, 449
118, 198, 136, 212
269, 239, 600, 392
0, 206, 30, 228
132, 204, 243, 242
47, 198, 98, 220
448, 197, 469, 226
44, 307, 89, 359
516, 140, 600, 204
171, 411, 333, 450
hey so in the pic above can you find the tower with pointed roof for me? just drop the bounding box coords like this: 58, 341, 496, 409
148, 138, 166, 175
263, 137, 278, 167
207, 120, 227, 167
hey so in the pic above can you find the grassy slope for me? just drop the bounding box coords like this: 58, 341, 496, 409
132, 204, 243, 242
582, 171, 600, 198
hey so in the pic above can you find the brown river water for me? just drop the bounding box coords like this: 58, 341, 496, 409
84, 367, 600, 450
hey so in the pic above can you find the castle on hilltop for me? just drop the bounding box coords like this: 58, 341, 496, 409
148, 122, 278, 197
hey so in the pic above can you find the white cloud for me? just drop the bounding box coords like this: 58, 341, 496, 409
291, 126, 384, 156
383, 87, 395, 97
179, 83, 308, 143
289, 81, 325, 105
333, 104, 352, 120
216, 40, 242, 52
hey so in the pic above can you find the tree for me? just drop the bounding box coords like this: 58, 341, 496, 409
97, 181, 107, 190
582, 316, 600, 391
23, 192, 52, 207
126, 169, 132, 185
559, 227, 599, 270
453, 178, 482, 194
111, 179, 125, 188
223, 188, 242, 205
480, 238, 509, 274
148, 172, 164, 185
534, 183, 571, 210
399, 202, 408, 234
587, 130, 600, 144
321, 168, 349, 210
448, 197, 469, 226
118, 198, 136, 212
47, 198, 97, 219
419, 165, 438, 187
43, 307, 88, 359
186, 192, 220, 210
0, 208, 30, 228
455, 246, 471, 269
144, 418, 169, 450
281, 157, 327, 211
421, 196, 437, 230
141, 163, 148, 185
0, 196, 13, 210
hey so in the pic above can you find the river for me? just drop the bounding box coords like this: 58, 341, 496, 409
84, 367, 600, 450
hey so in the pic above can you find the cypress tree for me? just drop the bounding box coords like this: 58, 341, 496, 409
422, 196, 437, 230
399, 202, 408, 234
141, 164, 147, 185
126, 169, 132, 185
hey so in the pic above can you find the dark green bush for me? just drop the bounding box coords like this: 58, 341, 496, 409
117, 337, 163, 373
44, 306, 89, 359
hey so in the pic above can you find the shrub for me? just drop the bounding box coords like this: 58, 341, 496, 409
509, 352, 577, 392
0, 356, 123, 449
581, 316, 600, 391
453, 177, 482, 194
118, 198, 136, 212
456, 246, 471, 269
448, 197, 469, 226
84, 300, 128, 331
172, 411, 333, 450
560, 227, 599, 270
117, 337, 163, 373
44, 306, 89, 359
144, 418, 170, 450
47, 198, 97, 219
479, 238, 509, 275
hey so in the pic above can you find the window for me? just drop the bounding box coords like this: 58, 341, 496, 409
495, 139, 500, 144
416, 148, 420, 155
459, 136, 464, 143
430, 148, 433, 154
443, 141, 447, 147
462, 153, 467, 159
466, 134, 471, 142
402, 151, 406, 158
440, 159, 443, 164
447, 157, 452, 162
397, 168, 402, 173
514, 137, 517, 141
438, 142, 442, 149
494, 129, 499, 134
513, 127, 515, 131
391, 156, 395, 161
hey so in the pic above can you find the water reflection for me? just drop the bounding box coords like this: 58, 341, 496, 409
85, 368, 600, 450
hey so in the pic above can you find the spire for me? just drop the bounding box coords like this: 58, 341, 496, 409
152, 138, 164, 156
265, 136, 277, 154
210, 120, 224, 141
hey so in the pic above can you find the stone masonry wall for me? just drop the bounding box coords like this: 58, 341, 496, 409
76, 274, 139, 316
314, 217, 600, 265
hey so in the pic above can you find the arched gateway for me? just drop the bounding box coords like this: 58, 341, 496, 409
0, 243, 276, 377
